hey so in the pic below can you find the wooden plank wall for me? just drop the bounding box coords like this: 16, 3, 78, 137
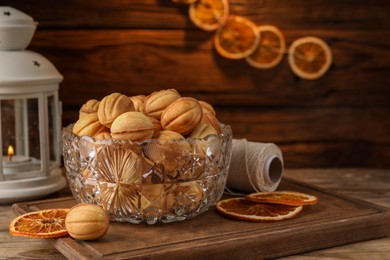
4, 0, 390, 168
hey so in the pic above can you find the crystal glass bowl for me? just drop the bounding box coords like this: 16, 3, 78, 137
62, 124, 232, 224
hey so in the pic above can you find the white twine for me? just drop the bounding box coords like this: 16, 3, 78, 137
225, 139, 284, 195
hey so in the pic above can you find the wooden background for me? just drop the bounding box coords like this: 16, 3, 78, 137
4, 0, 390, 168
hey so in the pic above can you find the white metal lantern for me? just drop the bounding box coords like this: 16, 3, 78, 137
0, 7, 67, 203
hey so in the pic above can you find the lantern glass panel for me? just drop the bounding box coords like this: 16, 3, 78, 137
1, 97, 41, 179
26, 98, 41, 161
47, 94, 60, 169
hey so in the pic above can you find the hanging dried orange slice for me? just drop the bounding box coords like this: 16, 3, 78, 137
245, 191, 318, 206
288, 36, 332, 80
171, 0, 197, 4
216, 198, 302, 222
189, 0, 229, 32
9, 209, 69, 238
246, 25, 286, 69
214, 15, 260, 59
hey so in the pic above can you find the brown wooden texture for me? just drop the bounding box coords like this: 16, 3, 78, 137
9, 177, 390, 259
3, 0, 389, 29
4, 0, 390, 168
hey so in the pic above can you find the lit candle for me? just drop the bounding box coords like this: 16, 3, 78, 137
2, 145, 33, 174
8, 145, 14, 162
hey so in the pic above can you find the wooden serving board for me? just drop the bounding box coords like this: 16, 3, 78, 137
12, 178, 390, 259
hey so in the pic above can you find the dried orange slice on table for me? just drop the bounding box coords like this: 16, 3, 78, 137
288, 36, 332, 80
214, 15, 260, 59
246, 25, 286, 69
245, 191, 318, 206
9, 209, 69, 238
216, 198, 303, 222
189, 0, 229, 31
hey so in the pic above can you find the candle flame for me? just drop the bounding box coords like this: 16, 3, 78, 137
8, 145, 14, 157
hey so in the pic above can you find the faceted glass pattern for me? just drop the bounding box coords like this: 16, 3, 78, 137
62, 124, 232, 224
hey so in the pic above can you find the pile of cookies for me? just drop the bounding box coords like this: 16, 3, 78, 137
67, 89, 230, 222
73, 88, 221, 142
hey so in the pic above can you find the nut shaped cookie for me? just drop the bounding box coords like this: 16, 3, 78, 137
79, 99, 100, 118
98, 93, 135, 128
130, 95, 146, 113
144, 89, 181, 119
65, 204, 109, 240
148, 116, 163, 138
140, 184, 166, 217
73, 113, 108, 137
143, 130, 192, 175
166, 181, 204, 214
201, 112, 222, 134
111, 111, 154, 142
156, 130, 185, 143
93, 131, 112, 140
199, 100, 216, 117
189, 123, 218, 139
161, 97, 203, 135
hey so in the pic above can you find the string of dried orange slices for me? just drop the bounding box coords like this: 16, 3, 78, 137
171, 0, 332, 80
216, 191, 318, 222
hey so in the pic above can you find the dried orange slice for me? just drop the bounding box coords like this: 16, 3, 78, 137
9, 209, 69, 238
189, 0, 229, 32
288, 36, 332, 80
245, 191, 318, 206
171, 0, 197, 4
246, 25, 286, 69
214, 15, 260, 59
216, 198, 302, 222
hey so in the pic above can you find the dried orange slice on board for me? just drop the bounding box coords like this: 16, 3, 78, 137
189, 0, 229, 32
216, 198, 302, 222
214, 15, 260, 59
245, 191, 318, 206
246, 25, 286, 69
9, 209, 69, 238
288, 36, 332, 80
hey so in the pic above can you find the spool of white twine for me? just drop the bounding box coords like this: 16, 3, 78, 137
226, 139, 284, 194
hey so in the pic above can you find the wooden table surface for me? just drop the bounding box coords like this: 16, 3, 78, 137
1, 168, 389, 259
